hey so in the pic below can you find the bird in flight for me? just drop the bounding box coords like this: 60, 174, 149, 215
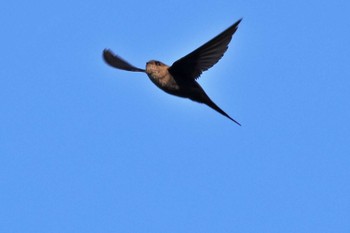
103, 18, 242, 125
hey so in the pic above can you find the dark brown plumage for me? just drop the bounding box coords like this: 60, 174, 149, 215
168, 19, 241, 81
103, 19, 242, 125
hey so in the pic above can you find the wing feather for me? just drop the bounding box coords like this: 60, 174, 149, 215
103, 49, 145, 72
168, 19, 242, 81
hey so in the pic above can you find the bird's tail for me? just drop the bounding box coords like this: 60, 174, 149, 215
189, 87, 241, 125
186, 82, 241, 125
205, 98, 241, 126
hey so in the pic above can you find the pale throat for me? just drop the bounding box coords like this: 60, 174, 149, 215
146, 65, 179, 92
146, 64, 175, 88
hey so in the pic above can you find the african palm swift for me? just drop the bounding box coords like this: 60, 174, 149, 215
103, 18, 242, 125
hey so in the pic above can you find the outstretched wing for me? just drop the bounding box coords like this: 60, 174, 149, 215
103, 49, 145, 72
168, 19, 242, 81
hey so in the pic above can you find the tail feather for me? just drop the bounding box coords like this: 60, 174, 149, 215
188, 84, 241, 125
179, 81, 241, 126
205, 98, 241, 126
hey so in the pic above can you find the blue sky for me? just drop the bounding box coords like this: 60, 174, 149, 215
1, 1, 349, 233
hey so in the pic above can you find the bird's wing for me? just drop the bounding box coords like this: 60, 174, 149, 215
103, 49, 145, 72
168, 19, 242, 81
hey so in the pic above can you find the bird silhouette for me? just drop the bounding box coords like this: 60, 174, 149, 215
103, 18, 242, 125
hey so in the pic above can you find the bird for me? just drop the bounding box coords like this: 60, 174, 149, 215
103, 18, 242, 125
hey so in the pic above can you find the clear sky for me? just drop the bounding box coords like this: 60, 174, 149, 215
1, 1, 349, 233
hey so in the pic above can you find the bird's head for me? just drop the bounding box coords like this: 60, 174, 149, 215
146, 60, 168, 76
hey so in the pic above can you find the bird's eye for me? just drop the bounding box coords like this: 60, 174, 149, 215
155, 61, 161, 66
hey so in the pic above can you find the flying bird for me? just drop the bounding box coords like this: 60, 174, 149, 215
103, 18, 242, 125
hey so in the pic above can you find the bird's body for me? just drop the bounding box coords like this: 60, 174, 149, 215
145, 61, 178, 94
103, 19, 242, 125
